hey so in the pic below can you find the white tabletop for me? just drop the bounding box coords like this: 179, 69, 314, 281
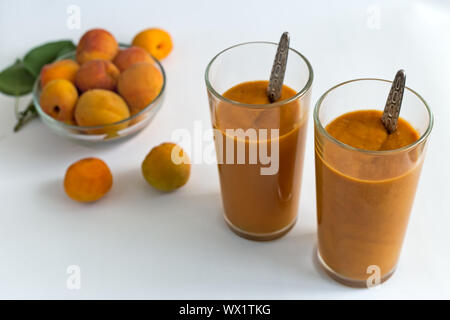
0, 0, 449, 299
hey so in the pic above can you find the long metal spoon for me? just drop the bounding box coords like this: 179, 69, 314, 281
381, 69, 406, 133
267, 32, 290, 103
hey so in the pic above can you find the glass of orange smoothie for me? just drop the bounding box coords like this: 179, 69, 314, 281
205, 42, 313, 240
314, 78, 433, 287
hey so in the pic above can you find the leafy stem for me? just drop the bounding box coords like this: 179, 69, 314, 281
14, 99, 37, 132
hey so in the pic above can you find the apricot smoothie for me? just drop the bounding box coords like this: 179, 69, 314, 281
316, 109, 423, 281
313, 78, 433, 286
211, 81, 308, 240
205, 41, 313, 240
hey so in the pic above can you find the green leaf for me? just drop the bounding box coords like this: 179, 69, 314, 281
55, 44, 76, 59
23, 40, 76, 77
0, 59, 35, 96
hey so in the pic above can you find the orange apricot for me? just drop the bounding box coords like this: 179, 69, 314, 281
132, 28, 173, 60
40, 59, 80, 88
76, 28, 119, 65
75, 59, 120, 92
64, 157, 113, 202
39, 79, 78, 123
117, 62, 163, 114
113, 46, 153, 72
75, 89, 130, 128
141, 143, 191, 192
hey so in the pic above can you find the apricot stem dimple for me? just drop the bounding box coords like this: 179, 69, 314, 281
53, 106, 61, 114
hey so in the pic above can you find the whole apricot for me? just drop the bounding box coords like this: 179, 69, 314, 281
117, 62, 163, 115
76, 28, 119, 65
40, 79, 78, 123
113, 46, 153, 72
132, 28, 173, 60
64, 157, 113, 202
141, 143, 191, 192
40, 59, 80, 88
75, 59, 120, 92
75, 89, 130, 130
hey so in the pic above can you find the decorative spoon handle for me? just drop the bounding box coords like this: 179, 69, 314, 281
267, 32, 290, 103
381, 69, 406, 133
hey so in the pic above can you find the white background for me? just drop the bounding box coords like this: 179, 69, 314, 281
0, 0, 449, 299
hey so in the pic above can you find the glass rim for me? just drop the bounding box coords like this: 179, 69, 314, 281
204, 41, 314, 109
33, 45, 166, 131
313, 78, 434, 155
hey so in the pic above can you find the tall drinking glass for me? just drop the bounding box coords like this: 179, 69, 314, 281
205, 42, 313, 240
314, 78, 433, 286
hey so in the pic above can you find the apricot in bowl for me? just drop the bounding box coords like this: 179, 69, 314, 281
32, 46, 166, 143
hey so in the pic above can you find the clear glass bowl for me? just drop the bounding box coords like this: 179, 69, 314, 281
32, 46, 166, 143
